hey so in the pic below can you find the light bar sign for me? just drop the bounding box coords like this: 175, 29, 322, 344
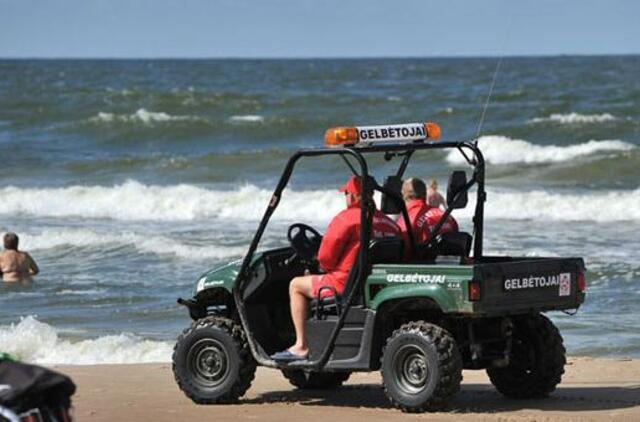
356, 123, 427, 143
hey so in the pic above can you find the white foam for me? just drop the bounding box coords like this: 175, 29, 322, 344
446, 135, 635, 165
458, 187, 640, 222
20, 228, 246, 260
0, 316, 171, 365
0, 181, 343, 223
528, 112, 618, 124
55, 289, 108, 296
2, 181, 639, 224
229, 114, 264, 123
88, 108, 203, 125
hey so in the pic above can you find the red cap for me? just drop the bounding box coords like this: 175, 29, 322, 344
338, 176, 362, 195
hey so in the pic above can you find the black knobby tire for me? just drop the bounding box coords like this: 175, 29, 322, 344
381, 321, 462, 413
281, 369, 351, 389
172, 317, 257, 404
487, 313, 566, 399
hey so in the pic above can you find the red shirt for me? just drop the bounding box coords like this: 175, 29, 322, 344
318, 204, 400, 293
397, 199, 459, 244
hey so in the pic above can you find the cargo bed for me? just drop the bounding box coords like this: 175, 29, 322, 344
471, 256, 586, 316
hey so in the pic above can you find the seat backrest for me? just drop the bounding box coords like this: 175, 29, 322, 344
369, 237, 404, 264
412, 231, 472, 263
436, 232, 472, 256
339, 237, 404, 306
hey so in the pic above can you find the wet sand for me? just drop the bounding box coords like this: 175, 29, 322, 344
57, 357, 640, 421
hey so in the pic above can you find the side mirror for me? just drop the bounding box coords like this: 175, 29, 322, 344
447, 171, 468, 209
381, 175, 403, 214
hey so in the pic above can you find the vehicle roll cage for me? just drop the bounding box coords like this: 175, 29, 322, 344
232, 140, 486, 370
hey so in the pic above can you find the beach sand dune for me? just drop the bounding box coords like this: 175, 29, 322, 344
58, 357, 640, 421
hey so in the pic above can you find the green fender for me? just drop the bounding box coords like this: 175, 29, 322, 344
365, 264, 474, 313
367, 283, 460, 312
193, 259, 241, 297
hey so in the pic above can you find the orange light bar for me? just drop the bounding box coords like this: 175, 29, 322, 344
325, 127, 359, 146
424, 122, 441, 140
325, 122, 442, 147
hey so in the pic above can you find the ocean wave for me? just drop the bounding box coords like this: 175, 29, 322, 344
88, 108, 206, 125
528, 112, 618, 124
0, 181, 344, 222
446, 135, 635, 165
2, 181, 640, 223
458, 188, 640, 222
20, 228, 246, 260
55, 288, 108, 296
0, 316, 171, 365
229, 114, 265, 123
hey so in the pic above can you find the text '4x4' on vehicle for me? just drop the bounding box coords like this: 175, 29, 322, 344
171, 121, 587, 413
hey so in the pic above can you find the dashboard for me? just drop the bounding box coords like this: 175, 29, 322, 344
242, 247, 307, 302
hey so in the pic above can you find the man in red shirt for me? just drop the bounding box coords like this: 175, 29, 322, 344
397, 178, 458, 246
272, 176, 400, 361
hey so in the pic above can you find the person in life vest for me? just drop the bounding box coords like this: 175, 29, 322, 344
397, 178, 458, 246
271, 176, 400, 361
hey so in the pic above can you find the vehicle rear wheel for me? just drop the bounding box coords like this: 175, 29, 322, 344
487, 313, 565, 399
381, 321, 462, 413
172, 317, 256, 404
281, 369, 351, 389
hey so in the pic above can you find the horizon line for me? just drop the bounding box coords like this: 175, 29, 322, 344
1, 53, 639, 60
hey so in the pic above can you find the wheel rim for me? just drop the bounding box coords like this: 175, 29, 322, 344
511, 337, 536, 375
393, 344, 430, 395
187, 338, 230, 388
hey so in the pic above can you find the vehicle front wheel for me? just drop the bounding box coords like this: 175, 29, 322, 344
282, 369, 351, 389
172, 317, 256, 404
487, 313, 565, 399
381, 321, 462, 413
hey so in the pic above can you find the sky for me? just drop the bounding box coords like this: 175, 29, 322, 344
1, 0, 639, 58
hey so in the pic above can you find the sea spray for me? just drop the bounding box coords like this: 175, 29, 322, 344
0, 316, 172, 365
0, 182, 344, 222
446, 136, 635, 165
19, 228, 246, 260
88, 108, 205, 125
2, 181, 640, 223
528, 113, 619, 124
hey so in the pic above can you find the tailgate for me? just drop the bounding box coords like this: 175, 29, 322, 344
473, 257, 586, 315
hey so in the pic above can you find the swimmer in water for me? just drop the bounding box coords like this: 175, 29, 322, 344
426, 178, 446, 209
0, 232, 39, 283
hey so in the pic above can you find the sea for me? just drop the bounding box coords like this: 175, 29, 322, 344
0, 57, 639, 364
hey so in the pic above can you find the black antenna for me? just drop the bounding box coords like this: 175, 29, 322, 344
474, 6, 512, 144
475, 56, 504, 141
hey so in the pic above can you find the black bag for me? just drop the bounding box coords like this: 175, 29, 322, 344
0, 360, 75, 422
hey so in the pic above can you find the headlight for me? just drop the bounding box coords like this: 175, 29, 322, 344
196, 276, 207, 293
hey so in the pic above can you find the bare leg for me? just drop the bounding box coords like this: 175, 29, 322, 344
287, 275, 315, 356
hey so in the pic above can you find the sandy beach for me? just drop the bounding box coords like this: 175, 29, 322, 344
56, 356, 640, 421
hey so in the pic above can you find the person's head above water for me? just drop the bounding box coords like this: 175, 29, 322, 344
3, 232, 19, 251
402, 178, 427, 202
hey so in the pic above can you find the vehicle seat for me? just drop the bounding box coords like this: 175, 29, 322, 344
436, 232, 472, 256
369, 237, 404, 264
416, 232, 472, 263
309, 237, 404, 317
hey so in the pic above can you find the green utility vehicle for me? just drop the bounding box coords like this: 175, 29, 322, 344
172, 122, 586, 412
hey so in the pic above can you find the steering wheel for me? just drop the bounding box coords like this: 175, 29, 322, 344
287, 223, 322, 265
